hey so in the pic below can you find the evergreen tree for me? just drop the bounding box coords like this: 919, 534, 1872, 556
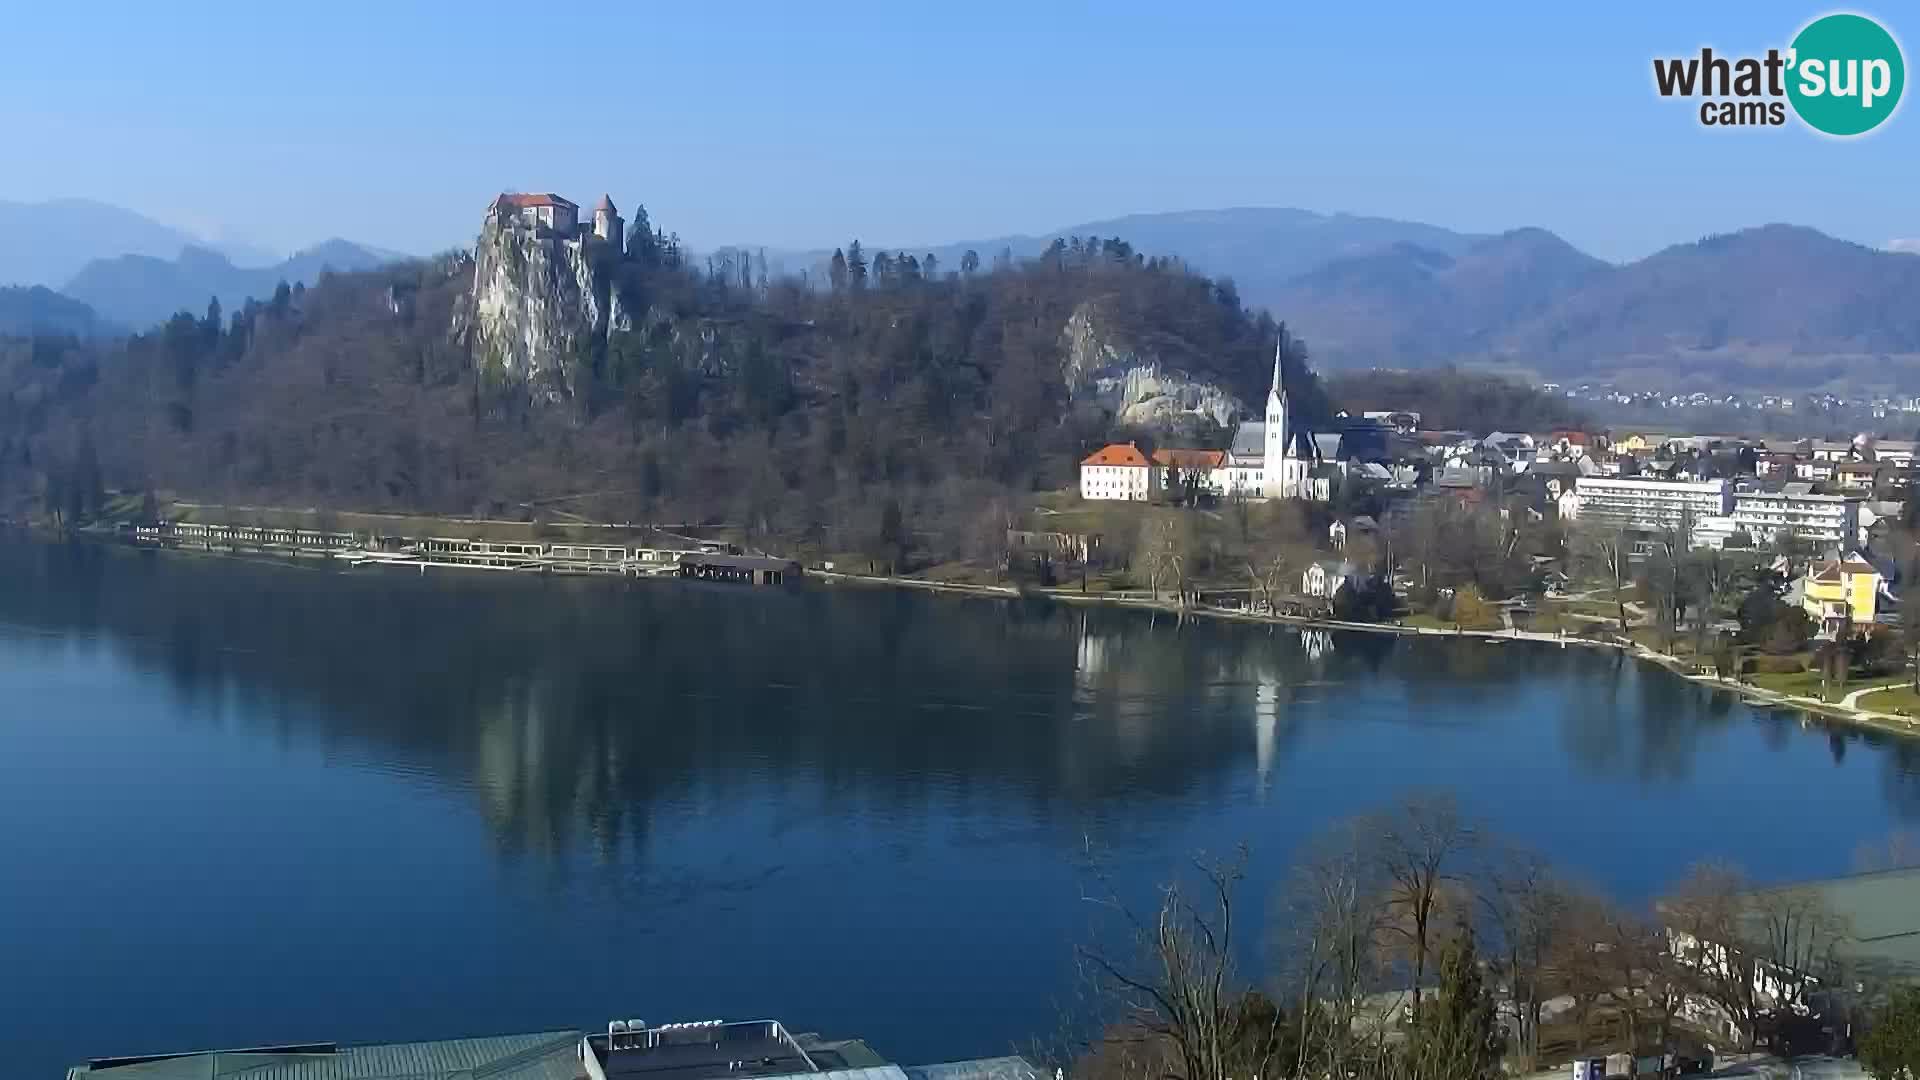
959, 249, 980, 276
201, 296, 223, 350
626, 204, 661, 267
845, 240, 867, 288
829, 248, 848, 293
1407, 929, 1504, 1080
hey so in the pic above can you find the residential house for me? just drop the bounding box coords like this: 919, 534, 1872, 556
1483, 432, 1537, 472
1150, 447, 1227, 497
1555, 487, 1582, 521
1802, 557, 1882, 635
1079, 443, 1157, 501
1833, 460, 1883, 493
1539, 430, 1602, 459
1873, 440, 1917, 467
1302, 559, 1361, 600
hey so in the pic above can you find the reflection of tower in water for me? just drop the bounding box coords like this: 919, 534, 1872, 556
1253, 678, 1278, 798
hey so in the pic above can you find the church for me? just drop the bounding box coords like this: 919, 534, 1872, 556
1223, 343, 1319, 500
1078, 341, 1324, 503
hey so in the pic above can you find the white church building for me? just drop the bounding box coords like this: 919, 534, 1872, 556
1221, 344, 1319, 500
1080, 342, 1322, 504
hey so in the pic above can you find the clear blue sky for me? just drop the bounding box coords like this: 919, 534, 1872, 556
4, 0, 1912, 262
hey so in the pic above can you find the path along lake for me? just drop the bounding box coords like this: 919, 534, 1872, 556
4, 537, 1919, 1074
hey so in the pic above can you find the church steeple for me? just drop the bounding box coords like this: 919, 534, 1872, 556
1270, 339, 1285, 408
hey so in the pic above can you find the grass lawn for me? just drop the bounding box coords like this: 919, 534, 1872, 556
1562, 599, 1631, 622
1749, 668, 1834, 700
1401, 612, 1453, 631
1857, 683, 1920, 717
917, 561, 1003, 586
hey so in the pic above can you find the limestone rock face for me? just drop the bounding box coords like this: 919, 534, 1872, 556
451, 209, 618, 404
1060, 302, 1243, 433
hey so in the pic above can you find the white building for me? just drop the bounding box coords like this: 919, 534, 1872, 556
493, 192, 579, 232
1302, 560, 1360, 599
1571, 477, 1732, 534
1151, 448, 1227, 497
1690, 515, 1741, 550
1556, 487, 1582, 521
1079, 442, 1157, 501
1730, 485, 1861, 548
1226, 343, 1319, 501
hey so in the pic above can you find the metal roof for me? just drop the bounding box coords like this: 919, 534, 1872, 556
70, 1031, 584, 1080
902, 1059, 1040, 1080
1750, 867, 1920, 985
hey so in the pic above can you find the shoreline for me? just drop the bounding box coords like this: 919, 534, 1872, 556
23, 527, 1919, 743
819, 568, 1920, 742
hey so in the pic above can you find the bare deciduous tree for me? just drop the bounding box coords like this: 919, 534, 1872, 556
1078, 850, 1286, 1080
1477, 848, 1566, 1072
1283, 819, 1388, 1080
1373, 795, 1478, 1014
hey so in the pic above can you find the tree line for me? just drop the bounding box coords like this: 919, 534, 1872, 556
1066, 795, 1917, 1080
0, 208, 1333, 567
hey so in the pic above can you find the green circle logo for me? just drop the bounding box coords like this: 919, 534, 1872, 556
1787, 13, 1905, 136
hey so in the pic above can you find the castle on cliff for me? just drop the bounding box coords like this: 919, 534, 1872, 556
490, 192, 624, 254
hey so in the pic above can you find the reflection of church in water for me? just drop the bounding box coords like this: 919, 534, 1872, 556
1073, 616, 1333, 799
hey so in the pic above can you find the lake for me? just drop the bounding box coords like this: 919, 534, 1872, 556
3, 537, 1917, 1075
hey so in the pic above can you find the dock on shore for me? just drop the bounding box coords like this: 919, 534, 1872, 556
120, 522, 787, 583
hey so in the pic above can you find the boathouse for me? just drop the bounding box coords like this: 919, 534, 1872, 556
677, 553, 801, 586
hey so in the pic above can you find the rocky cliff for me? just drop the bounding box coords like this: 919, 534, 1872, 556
1060, 302, 1243, 434
451, 212, 630, 403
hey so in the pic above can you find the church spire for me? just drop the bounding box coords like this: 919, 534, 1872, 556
1270, 338, 1286, 405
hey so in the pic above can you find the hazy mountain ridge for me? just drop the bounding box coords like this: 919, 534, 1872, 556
1267, 222, 1920, 390
0, 286, 114, 338
0, 198, 207, 288
765, 207, 1920, 390
761, 207, 1491, 297
65, 240, 401, 330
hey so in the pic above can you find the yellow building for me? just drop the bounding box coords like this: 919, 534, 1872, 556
1803, 558, 1881, 635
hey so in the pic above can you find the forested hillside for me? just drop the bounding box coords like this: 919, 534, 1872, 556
1, 221, 1326, 556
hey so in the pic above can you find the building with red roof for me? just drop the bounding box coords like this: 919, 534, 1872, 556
1080, 443, 1158, 501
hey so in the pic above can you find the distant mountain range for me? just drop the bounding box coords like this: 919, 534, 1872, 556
798, 208, 1920, 392
7, 197, 1917, 391
63, 239, 398, 330
1271, 223, 1920, 390
0, 198, 211, 288
763, 207, 1489, 301
0, 198, 407, 331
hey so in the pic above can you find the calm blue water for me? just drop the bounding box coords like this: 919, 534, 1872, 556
2, 537, 1916, 1074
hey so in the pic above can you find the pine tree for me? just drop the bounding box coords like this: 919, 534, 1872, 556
1407, 929, 1504, 1080
845, 240, 867, 288
829, 248, 848, 293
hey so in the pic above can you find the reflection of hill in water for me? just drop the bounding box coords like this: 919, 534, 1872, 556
5, 539, 1920, 863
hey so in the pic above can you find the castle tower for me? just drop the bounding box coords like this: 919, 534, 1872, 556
593, 194, 623, 253
1261, 342, 1292, 499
